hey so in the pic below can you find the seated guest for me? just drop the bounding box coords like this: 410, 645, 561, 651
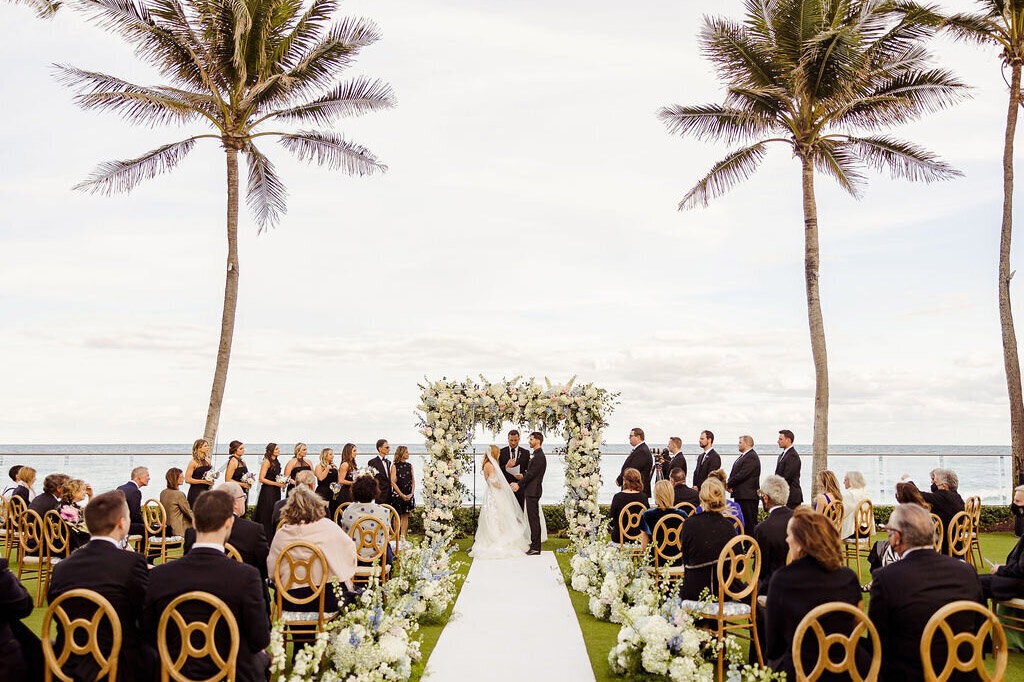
47, 490, 155, 682
840, 471, 873, 540
58, 478, 92, 552
812, 470, 843, 516
0, 554, 42, 682
869, 503, 984, 681
701, 469, 744, 523
639, 480, 685, 552
117, 466, 150, 537
159, 468, 193, 538
11, 466, 36, 503
268, 487, 358, 612
752, 475, 793, 596
679, 478, 738, 601
271, 470, 317, 538
670, 467, 700, 508
2, 465, 23, 499
607, 468, 648, 543
980, 485, 1024, 601
903, 469, 963, 554
340, 475, 395, 567
144, 490, 270, 682
29, 473, 69, 517
1012, 484, 1024, 537
868, 481, 930, 574
184, 482, 269, 588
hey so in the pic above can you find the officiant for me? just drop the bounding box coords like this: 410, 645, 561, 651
499, 430, 530, 509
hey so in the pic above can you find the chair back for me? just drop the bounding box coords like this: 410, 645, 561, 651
43, 588, 121, 682
332, 502, 351, 526
674, 501, 697, 516
820, 500, 843, 533
43, 510, 70, 559
851, 500, 873, 541
650, 513, 685, 567
716, 534, 761, 604
792, 601, 881, 682
142, 499, 167, 535
380, 503, 401, 547
20, 508, 46, 557
272, 541, 329, 622
964, 496, 981, 529
722, 512, 744, 535
350, 515, 387, 564
946, 511, 971, 560
157, 591, 239, 682
930, 514, 944, 552
223, 543, 243, 563
617, 502, 646, 546
920, 600, 1007, 682
8, 494, 26, 522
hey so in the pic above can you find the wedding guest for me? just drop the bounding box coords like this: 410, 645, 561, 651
225, 440, 250, 499
60, 478, 91, 508
184, 482, 269, 589
748, 474, 792, 664
59, 479, 92, 552
268, 487, 358, 613
116, 466, 149, 537
895, 480, 930, 508
499, 430, 530, 508
11, 466, 36, 503
639, 480, 684, 551
336, 443, 358, 505
283, 442, 312, 496
389, 445, 415, 542
254, 443, 286, 538
703, 470, 744, 523
272, 471, 317, 537
367, 439, 394, 505
812, 470, 843, 517
159, 468, 193, 538
2, 465, 22, 499
679, 477, 737, 601
314, 447, 339, 511
670, 467, 700, 508
341, 475, 394, 568
869, 503, 984, 681
48, 490, 154, 682
1012, 484, 1024, 537
616, 427, 654, 499
765, 507, 863, 680
774, 429, 803, 508
608, 468, 648, 543
692, 430, 720, 491
867, 481, 929, 575
903, 469, 963, 553
184, 438, 213, 508
0, 552, 41, 682
727, 435, 761, 529
664, 437, 687, 484
980, 485, 1024, 600
29, 473, 68, 517
840, 471, 873, 540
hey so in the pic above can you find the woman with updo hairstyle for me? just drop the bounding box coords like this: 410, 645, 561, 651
225, 440, 250, 498
678, 477, 737, 601
283, 442, 312, 496
765, 507, 864, 680
704, 469, 745, 522
184, 438, 213, 508
254, 443, 286, 538
607, 467, 648, 543
160, 467, 193, 538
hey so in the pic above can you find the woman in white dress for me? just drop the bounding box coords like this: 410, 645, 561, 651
471, 445, 540, 559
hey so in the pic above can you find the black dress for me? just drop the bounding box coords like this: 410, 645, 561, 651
285, 458, 312, 496
392, 461, 414, 514
678, 511, 739, 601
337, 464, 356, 504
607, 491, 649, 543
186, 462, 212, 508
315, 467, 339, 517
254, 459, 282, 538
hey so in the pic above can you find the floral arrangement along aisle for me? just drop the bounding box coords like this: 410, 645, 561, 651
417, 376, 617, 545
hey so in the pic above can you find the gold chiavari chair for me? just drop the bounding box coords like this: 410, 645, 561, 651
223, 542, 243, 563
792, 601, 881, 681
272, 541, 335, 650
946, 511, 972, 563
820, 500, 843, 534
722, 512, 744, 535
142, 500, 184, 564
617, 502, 646, 553
157, 591, 239, 682
350, 516, 389, 587
5, 495, 26, 560
931, 514, 944, 552
842, 499, 874, 580
332, 502, 351, 526
18, 509, 57, 606
648, 513, 686, 584
43, 588, 121, 682
674, 501, 697, 517
381, 503, 403, 559
964, 496, 983, 569
43, 510, 71, 563
921, 600, 1007, 682
0, 497, 8, 555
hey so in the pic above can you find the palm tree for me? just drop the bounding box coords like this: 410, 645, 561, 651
62, 0, 395, 444
943, 2, 1024, 486
7, 0, 61, 18
659, 0, 965, 486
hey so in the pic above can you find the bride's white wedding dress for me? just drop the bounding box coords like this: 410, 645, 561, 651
470, 454, 538, 559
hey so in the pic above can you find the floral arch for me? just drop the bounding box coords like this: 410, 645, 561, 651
417, 376, 617, 545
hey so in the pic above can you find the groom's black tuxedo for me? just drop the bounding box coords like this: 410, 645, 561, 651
520, 448, 546, 552
499, 445, 530, 508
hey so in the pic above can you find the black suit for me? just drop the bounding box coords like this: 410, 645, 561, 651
616, 443, 653, 499
366, 456, 393, 505
666, 451, 688, 484
727, 449, 761, 529
270, 498, 288, 539
752, 506, 794, 595
116, 481, 146, 536
672, 483, 700, 508
774, 447, 803, 508
184, 515, 270, 585
919, 486, 965, 553
692, 448, 721, 490
869, 548, 984, 681
28, 493, 60, 518
499, 445, 530, 508
48, 539, 155, 682
0, 557, 41, 682
143, 547, 271, 682
980, 534, 1024, 600
520, 448, 546, 552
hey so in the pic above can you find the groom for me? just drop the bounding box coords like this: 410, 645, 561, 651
511, 431, 546, 556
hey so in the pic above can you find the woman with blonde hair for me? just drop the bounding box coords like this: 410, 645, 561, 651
639, 479, 684, 551
812, 470, 843, 517
608, 467, 648, 543
389, 445, 415, 542
184, 438, 214, 508
11, 466, 36, 503
337, 443, 358, 504
704, 469, 744, 523
160, 467, 193, 538
678, 477, 738, 601
314, 448, 339, 512
283, 442, 312, 496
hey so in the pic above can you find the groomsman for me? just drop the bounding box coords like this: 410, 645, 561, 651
727, 435, 761, 529
367, 439, 393, 505
665, 437, 687, 485
499, 430, 530, 508
692, 430, 720, 491
616, 427, 653, 499
775, 429, 803, 508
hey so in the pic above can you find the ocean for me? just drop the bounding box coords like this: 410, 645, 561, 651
0, 444, 1014, 507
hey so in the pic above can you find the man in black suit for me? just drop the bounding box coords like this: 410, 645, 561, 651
499, 429, 530, 509
144, 490, 271, 682
269, 471, 317, 540
184, 482, 270, 588
664, 437, 687, 485
0, 555, 41, 682
669, 467, 699, 508
981, 485, 1024, 600
749, 475, 793, 664
727, 435, 761, 529
906, 469, 964, 553
869, 503, 985, 681
692, 430, 721, 491
774, 429, 803, 508
116, 466, 150, 537
48, 490, 155, 682
366, 439, 393, 505
616, 427, 653, 499
28, 473, 68, 518
511, 431, 546, 555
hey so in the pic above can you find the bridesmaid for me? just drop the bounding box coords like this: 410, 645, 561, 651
225, 440, 250, 502
254, 443, 286, 538
314, 448, 340, 517
336, 443, 358, 504
283, 442, 312, 496
184, 438, 213, 508
389, 445, 415, 542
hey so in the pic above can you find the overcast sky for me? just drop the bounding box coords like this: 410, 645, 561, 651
0, 0, 1017, 448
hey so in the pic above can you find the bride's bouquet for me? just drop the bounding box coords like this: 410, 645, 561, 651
240, 472, 257, 486
203, 470, 220, 484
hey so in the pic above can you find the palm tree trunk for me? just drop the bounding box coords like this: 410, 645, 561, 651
800, 153, 829, 496
203, 147, 240, 444
1001, 61, 1024, 486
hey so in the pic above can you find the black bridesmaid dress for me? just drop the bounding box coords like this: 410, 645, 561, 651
229, 456, 250, 503
315, 467, 340, 517
254, 459, 282, 538
286, 458, 312, 496
186, 462, 212, 508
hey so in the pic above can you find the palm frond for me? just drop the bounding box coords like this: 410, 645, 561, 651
940, 12, 1006, 48
268, 76, 395, 125
701, 16, 781, 89
812, 138, 865, 197
73, 136, 205, 195
11, 0, 62, 19
658, 103, 775, 144
54, 65, 212, 126
847, 134, 962, 182
274, 0, 336, 69
827, 68, 968, 129
246, 143, 287, 231
678, 141, 772, 210
278, 131, 386, 175
725, 86, 790, 119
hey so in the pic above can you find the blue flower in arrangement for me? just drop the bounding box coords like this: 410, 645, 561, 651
349, 631, 362, 647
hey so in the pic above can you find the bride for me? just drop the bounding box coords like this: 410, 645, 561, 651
470, 445, 544, 558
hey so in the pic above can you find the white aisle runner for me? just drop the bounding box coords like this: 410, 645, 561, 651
424, 552, 596, 681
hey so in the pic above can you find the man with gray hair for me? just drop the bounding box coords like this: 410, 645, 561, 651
116, 466, 150, 538
869, 503, 983, 681
980, 485, 1024, 601
900, 469, 964, 553
748, 475, 791, 664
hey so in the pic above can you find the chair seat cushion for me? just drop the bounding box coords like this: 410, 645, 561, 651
353, 565, 384, 576
1000, 598, 1024, 609
148, 536, 184, 544
22, 556, 61, 565
280, 610, 338, 623
680, 599, 751, 617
